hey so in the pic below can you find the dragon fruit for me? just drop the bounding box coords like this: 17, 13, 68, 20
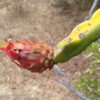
0, 39, 54, 73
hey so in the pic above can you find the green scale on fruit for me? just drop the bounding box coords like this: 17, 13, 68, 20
54, 9, 100, 64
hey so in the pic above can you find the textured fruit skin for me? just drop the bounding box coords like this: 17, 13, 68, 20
54, 9, 100, 63
1, 39, 54, 73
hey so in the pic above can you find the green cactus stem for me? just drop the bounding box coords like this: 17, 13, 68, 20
54, 9, 100, 64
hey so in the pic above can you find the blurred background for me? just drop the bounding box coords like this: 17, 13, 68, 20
0, 0, 100, 100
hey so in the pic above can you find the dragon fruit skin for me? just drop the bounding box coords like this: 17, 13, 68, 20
1, 40, 54, 73
1, 43, 19, 60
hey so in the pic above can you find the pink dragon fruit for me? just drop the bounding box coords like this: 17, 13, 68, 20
0, 39, 54, 73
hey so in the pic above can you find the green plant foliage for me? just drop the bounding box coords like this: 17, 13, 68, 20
87, 42, 100, 57
76, 42, 100, 99
76, 66, 100, 98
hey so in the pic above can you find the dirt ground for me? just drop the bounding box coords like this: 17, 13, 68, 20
0, 0, 90, 100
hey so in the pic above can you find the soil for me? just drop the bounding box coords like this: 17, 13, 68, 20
0, 0, 90, 100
